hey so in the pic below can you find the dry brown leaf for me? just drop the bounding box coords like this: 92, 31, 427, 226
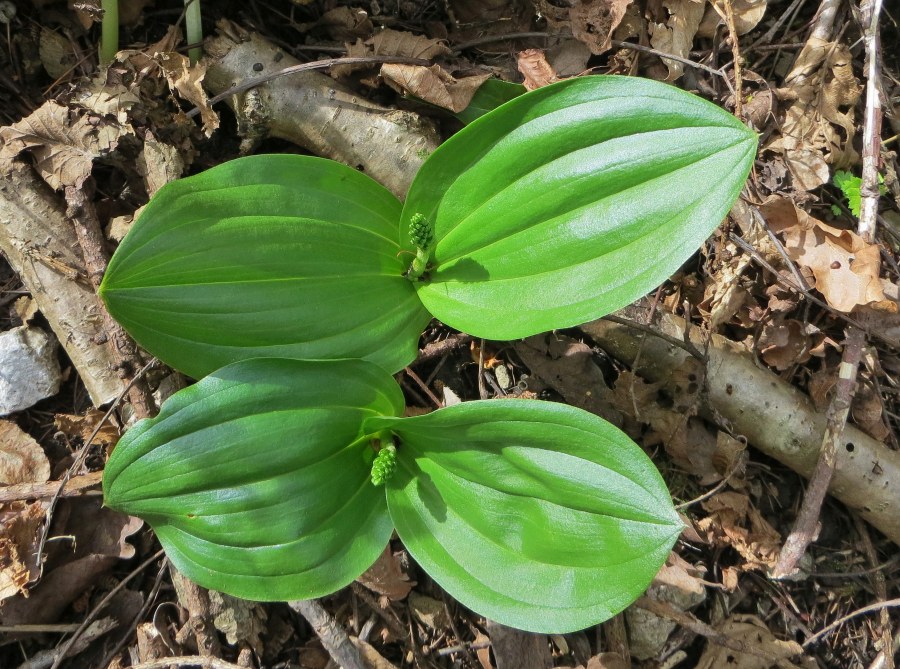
409, 592, 450, 631
381, 64, 490, 112
761, 197, 887, 312
648, 0, 705, 80
0, 420, 50, 485
698, 492, 781, 571
517, 49, 560, 90
39, 27, 75, 79
55, 409, 121, 448
851, 382, 890, 442
355, 545, 415, 600
0, 501, 45, 601
156, 52, 219, 137
765, 42, 861, 190
758, 318, 815, 370
697, 0, 767, 38
339, 28, 450, 78
570, 0, 634, 54
137, 131, 184, 196
317, 6, 373, 41
0, 101, 128, 189
696, 614, 809, 668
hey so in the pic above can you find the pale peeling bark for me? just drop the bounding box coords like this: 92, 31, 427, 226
204, 27, 440, 198
582, 308, 900, 546
0, 163, 123, 406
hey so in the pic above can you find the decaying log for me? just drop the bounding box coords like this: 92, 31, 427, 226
582, 308, 900, 546
0, 162, 124, 406
204, 26, 440, 198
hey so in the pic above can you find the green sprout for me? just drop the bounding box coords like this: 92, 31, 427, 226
832, 170, 886, 217
184, 0, 203, 64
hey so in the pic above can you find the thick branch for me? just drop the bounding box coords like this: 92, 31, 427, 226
204, 26, 440, 198
582, 309, 900, 545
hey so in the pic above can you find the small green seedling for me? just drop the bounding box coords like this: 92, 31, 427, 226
832, 169, 886, 217
101, 75, 757, 632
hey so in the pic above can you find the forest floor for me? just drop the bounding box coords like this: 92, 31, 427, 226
0, 0, 899, 668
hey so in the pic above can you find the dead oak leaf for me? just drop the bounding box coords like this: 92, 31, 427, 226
381, 64, 490, 113
761, 197, 887, 312
0, 501, 46, 602
517, 48, 560, 90
0, 101, 127, 189
648, 0, 705, 81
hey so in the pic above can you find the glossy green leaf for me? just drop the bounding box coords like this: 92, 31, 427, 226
365, 400, 683, 633
401, 75, 757, 339
454, 79, 526, 125
103, 358, 403, 601
100, 155, 431, 378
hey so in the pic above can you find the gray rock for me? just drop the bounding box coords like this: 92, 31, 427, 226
0, 326, 61, 415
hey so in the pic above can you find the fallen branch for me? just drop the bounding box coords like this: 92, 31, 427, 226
582, 308, 900, 545
203, 24, 440, 198
289, 599, 366, 669
0, 162, 124, 406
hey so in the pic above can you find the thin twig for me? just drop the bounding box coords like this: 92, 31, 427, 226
416, 333, 473, 363
0, 472, 102, 504
803, 598, 900, 647
48, 550, 166, 669
600, 314, 705, 360
857, 0, 884, 244
34, 359, 157, 574
123, 657, 249, 669
610, 40, 731, 86
289, 599, 367, 669
715, 0, 744, 117
771, 326, 866, 579
187, 56, 434, 119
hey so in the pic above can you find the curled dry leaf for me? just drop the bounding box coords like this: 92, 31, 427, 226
648, 0, 705, 81
0, 100, 129, 189
766, 42, 861, 190
697, 492, 781, 571
758, 318, 818, 371
338, 28, 450, 77
517, 49, 560, 90
761, 197, 888, 312
54, 408, 121, 449
156, 52, 219, 137
536, 0, 633, 55
0, 501, 45, 601
381, 64, 490, 112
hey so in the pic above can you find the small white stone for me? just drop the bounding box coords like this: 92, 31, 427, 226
0, 326, 61, 415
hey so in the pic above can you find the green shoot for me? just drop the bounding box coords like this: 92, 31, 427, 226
99, 0, 118, 67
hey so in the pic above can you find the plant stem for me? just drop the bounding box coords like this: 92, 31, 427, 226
184, 0, 203, 64
407, 246, 430, 281
99, 0, 118, 66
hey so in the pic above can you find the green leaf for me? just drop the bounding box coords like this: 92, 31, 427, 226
454, 79, 526, 125
104, 358, 404, 601
365, 400, 683, 633
100, 154, 431, 378
402, 75, 758, 339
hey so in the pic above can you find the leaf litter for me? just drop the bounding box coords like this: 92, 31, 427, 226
0, 0, 898, 667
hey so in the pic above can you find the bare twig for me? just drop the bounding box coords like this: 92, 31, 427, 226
856, 516, 894, 669
289, 599, 367, 669
0, 472, 101, 504
122, 657, 249, 669
416, 333, 473, 363
48, 550, 166, 669
804, 598, 900, 647
771, 326, 866, 578
857, 0, 884, 243
610, 40, 731, 87
191, 55, 433, 119
715, 0, 744, 118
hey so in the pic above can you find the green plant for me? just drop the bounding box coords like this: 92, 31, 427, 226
99, 0, 118, 66
100, 75, 757, 632
832, 169, 886, 217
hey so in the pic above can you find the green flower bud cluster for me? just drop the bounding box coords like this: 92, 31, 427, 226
370, 443, 398, 486
409, 213, 434, 250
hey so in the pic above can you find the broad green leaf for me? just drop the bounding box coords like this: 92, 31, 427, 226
454, 79, 526, 124
104, 358, 403, 601
401, 75, 758, 339
365, 400, 683, 633
100, 154, 431, 378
